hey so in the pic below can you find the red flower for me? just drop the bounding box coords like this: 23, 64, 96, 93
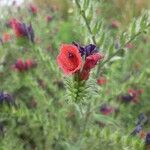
11, 19, 27, 37
2, 32, 11, 42
46, 16, 53, 23
57, 44, 82, 75
111, 20, 120, 29
25, 59, 37, 70
80, 53, 103, 80
128, 88, 143, 103
29, 4, 38, 14
100, 104, 114, 116
14, 58, 25, 72
83, 53, 103, 70
13, 58, 36, 72
97, 76, 107, 86
10, 19, 34, 42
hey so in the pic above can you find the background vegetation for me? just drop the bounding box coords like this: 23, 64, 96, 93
0, 0, 150, 149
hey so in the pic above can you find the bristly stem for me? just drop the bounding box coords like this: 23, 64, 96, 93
75, 0, 97, 45
96, 25, 150, 77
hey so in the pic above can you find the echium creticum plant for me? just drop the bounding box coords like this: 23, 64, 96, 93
56, 0, 150, 149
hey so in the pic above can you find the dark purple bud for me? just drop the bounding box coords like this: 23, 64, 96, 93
27, 24, 34, 43
11, 19, 34, 43
73, 42, 98, 57
18, 22, 28, 36
72, 41, 85, 56
121, 94, 133, 103
19, 23, 34, 43
84, 44, 98, 57
100, 104, 114, 115
146, 133, 150, 145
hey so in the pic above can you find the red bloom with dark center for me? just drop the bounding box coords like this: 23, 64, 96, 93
57, 44, 82, 75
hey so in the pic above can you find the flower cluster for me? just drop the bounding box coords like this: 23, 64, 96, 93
57, 43, 104, 80
13, 58, 37, 72
119, 88, 143, 103
11, 19, 34, 42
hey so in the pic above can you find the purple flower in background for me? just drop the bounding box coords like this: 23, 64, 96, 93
0, 91, 14, 106
130, 125, 142, 135
73, 42, 98, 57
136, 113, 147, 126
146, 133, 150, 145
27, 24, 34, 43
121, 94, 133, 103
100, 104, 114, 115
11, 19, 34, 42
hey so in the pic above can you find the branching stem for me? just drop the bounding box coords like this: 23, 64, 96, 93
96, 26, 149, 76
75, 0, 96, 45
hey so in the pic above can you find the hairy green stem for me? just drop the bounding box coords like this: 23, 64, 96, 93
75, 0, 97, 45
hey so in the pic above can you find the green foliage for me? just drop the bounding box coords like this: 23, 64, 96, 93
0, 0, 150, 150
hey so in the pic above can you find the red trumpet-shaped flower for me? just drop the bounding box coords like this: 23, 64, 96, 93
83, 53, 103, 70
57, 44, 82, 75
80, 53, 104, 80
